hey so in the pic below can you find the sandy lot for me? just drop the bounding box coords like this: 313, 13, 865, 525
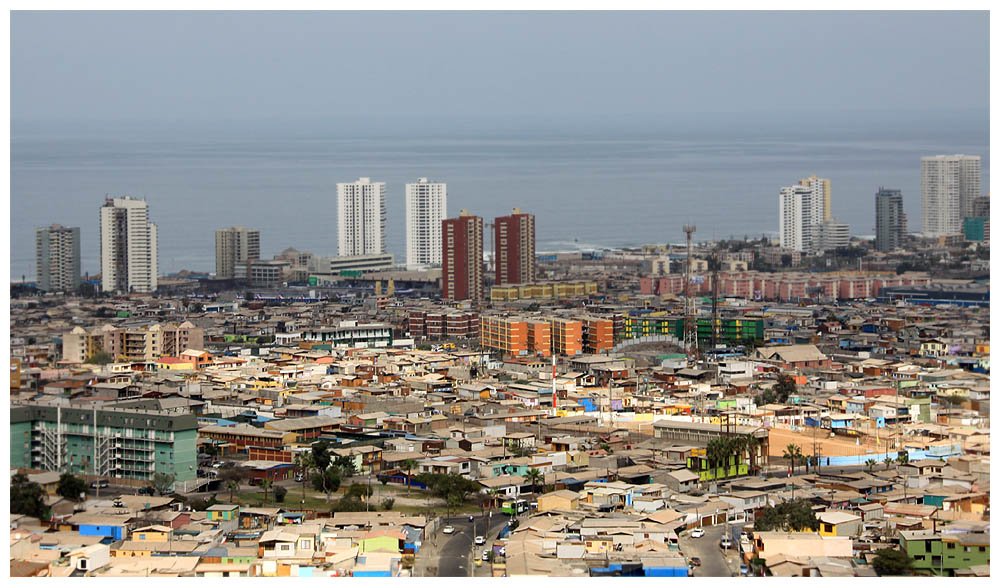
766, 426, 897, 457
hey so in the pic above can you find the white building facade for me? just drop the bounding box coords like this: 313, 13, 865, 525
921, 154, 981, 237
99, 196, 158, 293
337, 177, 386, 257
405, 178, 447, 268
779, 176, 830, 253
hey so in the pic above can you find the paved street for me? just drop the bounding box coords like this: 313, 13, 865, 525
425, 513, 508, 577
678, 523, 740, 577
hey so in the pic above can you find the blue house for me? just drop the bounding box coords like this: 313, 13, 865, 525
73, 514, 129, 541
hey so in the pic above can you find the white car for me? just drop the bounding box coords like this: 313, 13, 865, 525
442, 525, 455, 535
482, 551, 490, 561
474, 535, 486, 545
690, 528, 705, 539
720, 537, 734, 549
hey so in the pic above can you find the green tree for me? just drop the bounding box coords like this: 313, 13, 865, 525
884, 456, 895, 471
202, 444, 219, 459
865, 459, 877, 474
312, 468, 342, 500
84, 351, 114, 365
872, 548, 914, 576
56, 473, 87, 501
11, 474, 50, 520
524, 468, 543, 495
152, 473, 175, 496
311, 441, 337, 502
753, 500, 819, 532
381, 498, 395, 511
332, 455, 358, 478
274, 485, 287, 503
898, 452, 909, 467
774, 374, 797, 402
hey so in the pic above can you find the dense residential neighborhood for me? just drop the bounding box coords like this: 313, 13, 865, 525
8, 242, 990, 577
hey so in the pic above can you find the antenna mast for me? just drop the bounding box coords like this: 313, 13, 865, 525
683, 225, 698, 365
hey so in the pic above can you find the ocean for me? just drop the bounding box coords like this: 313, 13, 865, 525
10, 121, 989, 280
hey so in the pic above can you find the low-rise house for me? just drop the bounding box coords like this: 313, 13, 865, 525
816, 511, 862, 537
537, 489, 581, 513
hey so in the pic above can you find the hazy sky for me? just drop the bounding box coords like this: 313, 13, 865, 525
11, 11, 989, 131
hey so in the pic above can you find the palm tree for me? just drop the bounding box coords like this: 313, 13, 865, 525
783, 444, 802, 475
744, 434, 761, 474
865, 459, 877, 474
884, 456, 895, 471
401, 459, 418, 496
706, 439, 725, 478
260, 479, 273, 505
295, 452, 314, 504
524, 468, 543, 495
227, 480, 240, 503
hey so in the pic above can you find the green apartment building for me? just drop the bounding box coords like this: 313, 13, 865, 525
10, 401, 199, 491
623, 314, 764, 347
899, 530, 990, 576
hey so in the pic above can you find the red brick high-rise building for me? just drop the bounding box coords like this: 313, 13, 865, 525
442, 210, 484, 301
495, 207, 536, 286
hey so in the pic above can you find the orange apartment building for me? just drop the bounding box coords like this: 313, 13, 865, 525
581, 316, 614, 353
483, 315, 612, 357
550, 318, 583, 356
481, 315, 552, 357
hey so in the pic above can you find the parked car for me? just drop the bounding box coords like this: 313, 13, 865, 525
468, 515, 475, 522
442, 525, 455, 535
688, 557, 702, 567
294, 474, 304, 482
138, 486, 155, 496
89, 480, 109, 489
740, 564, 750, 576
690, 528, 705, 539
474, 535, 485, 545
720, 536, 733, 549
482, 551, 490, 561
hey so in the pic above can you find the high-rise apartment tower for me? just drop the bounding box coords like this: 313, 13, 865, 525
337, 177, 386, 257
99, 196, 158, 293
405, 178, 447, 268
779, 176, 830, 253
921, 155, 980, 237
441, 210, 484, 302
495, 207, 536, 285
215, 226, 260, 279
875, 188, 907, 252
35, 224, 81, 292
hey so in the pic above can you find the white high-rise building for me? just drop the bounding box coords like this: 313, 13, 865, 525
778, 176, 830, 253
405, 178, 447, 268
921, 155, 981, 237
99, 196, 158, 293
337, 177, 386, 257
